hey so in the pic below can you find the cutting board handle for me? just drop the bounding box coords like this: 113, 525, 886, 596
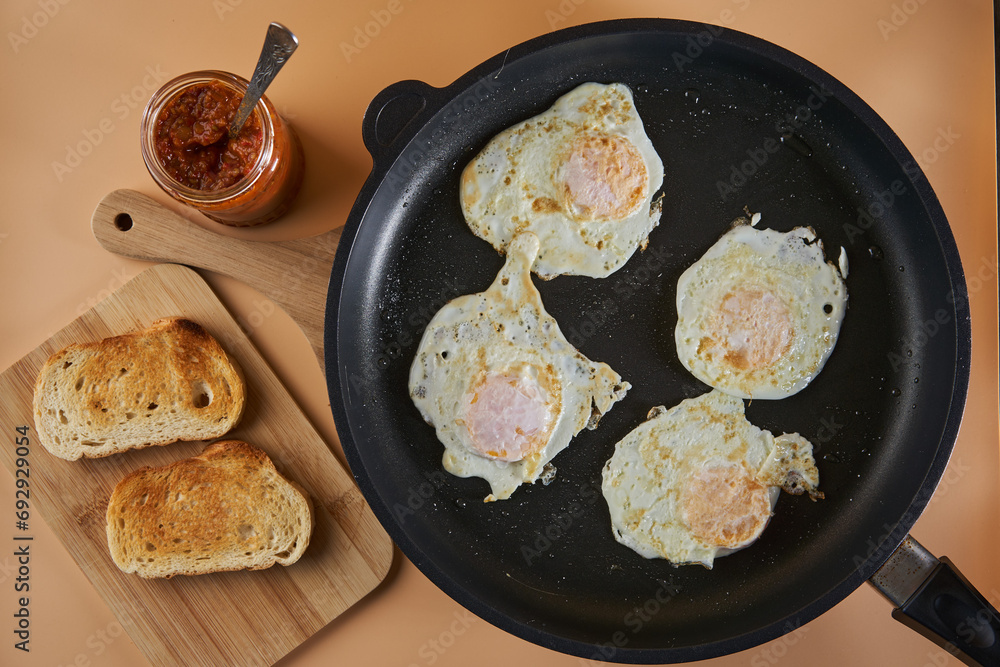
91, 189, 339, 375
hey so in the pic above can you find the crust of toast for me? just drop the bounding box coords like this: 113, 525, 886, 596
33, 317, 246, 460
106, 440, 314, 578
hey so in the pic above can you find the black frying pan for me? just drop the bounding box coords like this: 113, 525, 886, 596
326, 19, 995, 663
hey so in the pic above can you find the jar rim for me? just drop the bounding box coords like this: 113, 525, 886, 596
140, 70, 275, 203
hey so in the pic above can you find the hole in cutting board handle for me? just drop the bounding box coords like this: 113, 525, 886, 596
114, 213, 133, 231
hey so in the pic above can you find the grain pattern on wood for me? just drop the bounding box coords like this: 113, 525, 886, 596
0, 264, 392, 667
91, 189, 340, 375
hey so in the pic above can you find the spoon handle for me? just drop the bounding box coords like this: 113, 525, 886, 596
229, 22, 298, 137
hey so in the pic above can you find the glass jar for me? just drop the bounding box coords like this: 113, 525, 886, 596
140, 70, 304, 227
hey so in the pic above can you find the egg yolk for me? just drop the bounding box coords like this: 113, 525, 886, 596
560, 133, 647, 221
682, 464, 771, 548
462, 371, 554, 462
703, 288, 793, 370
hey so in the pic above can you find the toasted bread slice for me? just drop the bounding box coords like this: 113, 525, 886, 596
33, 317, 246, 460
106, 440, 314, 578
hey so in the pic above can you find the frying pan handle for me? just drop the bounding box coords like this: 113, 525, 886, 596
872, 536, 1000, 665
894, 558, 1000, 666
361, 79, 447, 166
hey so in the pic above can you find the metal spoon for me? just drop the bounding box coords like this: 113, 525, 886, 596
228, 22, 298, 139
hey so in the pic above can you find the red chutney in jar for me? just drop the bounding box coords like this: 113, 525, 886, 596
153, 81, 263, 191
141, 70, 303, 226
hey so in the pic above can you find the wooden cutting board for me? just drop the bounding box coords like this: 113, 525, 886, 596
91, 189, 339, 376
0, 263, 393, 667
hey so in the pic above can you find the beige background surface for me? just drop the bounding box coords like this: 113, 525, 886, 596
1, 1, 996, 666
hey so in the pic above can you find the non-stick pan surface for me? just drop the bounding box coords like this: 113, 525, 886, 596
326, 19, 970, 662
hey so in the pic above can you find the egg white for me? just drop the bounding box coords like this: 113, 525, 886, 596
409, 232, 630, 501
601, 389, 821, 568
675, 221, 848, 400
460, 82, 665, 279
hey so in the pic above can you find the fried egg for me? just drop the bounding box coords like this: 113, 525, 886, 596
601, 389, 822, 568
460, 82, 664, 279
409, 232, 631, 501
675, 220, 847, 400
